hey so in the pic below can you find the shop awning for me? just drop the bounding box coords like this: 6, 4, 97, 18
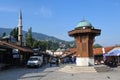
0, 41, 33, 53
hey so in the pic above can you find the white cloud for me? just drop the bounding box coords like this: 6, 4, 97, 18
0, 7, 17, 12
34, 6, 52, 17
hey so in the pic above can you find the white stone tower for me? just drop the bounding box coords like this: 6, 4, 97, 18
18, 10, 22, 46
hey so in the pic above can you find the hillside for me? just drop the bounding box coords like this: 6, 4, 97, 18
0, 28, 71, 44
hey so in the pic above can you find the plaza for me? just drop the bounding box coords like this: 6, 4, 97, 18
0, 64, 120, 80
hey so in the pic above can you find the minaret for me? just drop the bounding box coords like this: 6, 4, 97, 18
18, 10, 22, 46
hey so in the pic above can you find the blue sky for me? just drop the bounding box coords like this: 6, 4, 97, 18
0, 0, 120, 47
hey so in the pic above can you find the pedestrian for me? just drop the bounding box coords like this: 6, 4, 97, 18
73, 56, 76, 63
56, 57, 59, 67
49, 57, 52, 67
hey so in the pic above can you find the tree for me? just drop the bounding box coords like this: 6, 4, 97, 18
47, 41, 59, 51
2, 32, 6, 37
25, 27, 33, 48
37, 41, 47, 51
32, 39, 39, 48
93, 43, 102, 48
10, 27, 18, 41
25, 27, 34, 48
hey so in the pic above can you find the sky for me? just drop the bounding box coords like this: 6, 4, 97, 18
0, 0, 120, 47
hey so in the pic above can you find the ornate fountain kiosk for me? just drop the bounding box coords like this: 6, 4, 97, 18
68, 20, 101, 66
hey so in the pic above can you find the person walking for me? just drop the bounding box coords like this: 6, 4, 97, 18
56, 57, 59, 67
49, 57, 52, 67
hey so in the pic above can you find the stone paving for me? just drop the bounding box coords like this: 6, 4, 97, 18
41, 64, 120, 80
0, 64, 120, 80
58, 65, 97, 73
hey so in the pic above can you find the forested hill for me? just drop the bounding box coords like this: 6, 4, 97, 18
0, 27, 72, 43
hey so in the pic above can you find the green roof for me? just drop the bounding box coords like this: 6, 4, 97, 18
76, 20, 92, 28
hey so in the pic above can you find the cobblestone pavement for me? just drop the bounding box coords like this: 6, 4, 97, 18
41, 64, 120, 80
0, 64, 60, 80
0, 64, 120, 80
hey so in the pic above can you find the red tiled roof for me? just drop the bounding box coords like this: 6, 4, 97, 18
69, 48, 76, 53
93, 48, 103, 55
104, 46, 116, 53
93, 46, 116, 55
64, 46, 116, 56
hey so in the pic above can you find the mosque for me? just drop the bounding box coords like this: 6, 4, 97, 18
0, 10, 33, 67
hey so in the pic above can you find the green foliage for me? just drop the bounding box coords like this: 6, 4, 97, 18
25, 27, 34, 48
8, 27, 73, 52
10, 27, 18, 41
2, 32, 6, 37
25, 27, 47, 51
38, 41, 47, 51
0, 28, 74, 50
93, 43, 102, 48
32, 39, 39, 48
32, 40, 47, 51
46, 41, 59, 51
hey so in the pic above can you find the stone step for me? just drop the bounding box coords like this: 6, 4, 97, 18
94, 66, 113, 72
58, 65, 113, 73
58, 66, 96, 73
